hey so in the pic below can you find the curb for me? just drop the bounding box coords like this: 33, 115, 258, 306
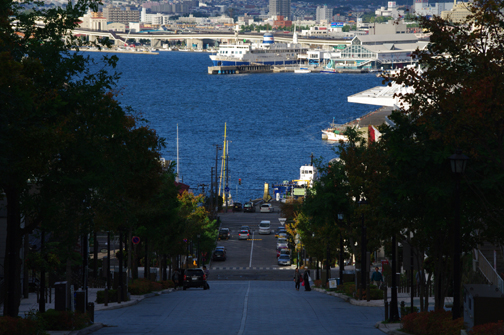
374, 322, 407, 335
313, 288, 384, 307
70, 323, 105, 335
94, 288, 175, 311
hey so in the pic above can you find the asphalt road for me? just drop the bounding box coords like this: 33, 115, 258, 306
93, 281, 384, 335
210, 208, 296, 281
91, 206, 385, 335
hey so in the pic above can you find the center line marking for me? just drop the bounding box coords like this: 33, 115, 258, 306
249, 231, 254, 267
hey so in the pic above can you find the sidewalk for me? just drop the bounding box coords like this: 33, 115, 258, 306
312, 287, 453, 334
11, 287, 176, 335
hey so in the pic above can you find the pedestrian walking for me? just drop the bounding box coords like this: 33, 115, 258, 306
172, 269, 180, 290
303, 268, 311, 291
371, 267, 384, 287
293, 268, 301, 291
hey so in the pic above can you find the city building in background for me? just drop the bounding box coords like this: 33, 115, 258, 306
316, 5, 333, 24
269, 0, 291, 20
103, 5, 140, 25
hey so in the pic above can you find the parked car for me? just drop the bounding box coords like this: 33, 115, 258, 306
278, 254, 291, 266
243, 202, 255, 212
212, 249, 226, 261
258, 220, 271, 235
215, 246, 226, 253
275, 228, 287, 238
233, 202, 243, 212
278, 232, 288, 239
238, 230, 250, 240
277, 245, 289, 257
218, 228, 231, 240
260, 203, 273, 213
276, 237, 288, 249
183, 268, 208, 290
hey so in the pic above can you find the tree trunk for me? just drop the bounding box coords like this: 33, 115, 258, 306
132, 242, 138, 280
3, 186, 23, 317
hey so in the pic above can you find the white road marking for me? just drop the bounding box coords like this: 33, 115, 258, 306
249, 231, 254, 267
237, 281, 251, 335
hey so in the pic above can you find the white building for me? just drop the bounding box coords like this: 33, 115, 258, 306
414, 0, 454, 16
375, 1, 406, 19
316, 5, 333, 23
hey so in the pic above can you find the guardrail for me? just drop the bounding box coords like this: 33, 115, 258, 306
476, 248, 504, 293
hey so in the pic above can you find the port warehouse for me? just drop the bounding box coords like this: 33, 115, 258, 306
73, 27, 426, 70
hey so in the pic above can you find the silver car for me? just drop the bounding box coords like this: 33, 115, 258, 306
238, 230, 250, 240
278, 254, 291, 266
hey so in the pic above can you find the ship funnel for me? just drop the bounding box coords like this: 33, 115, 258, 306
263, 33, 274, 44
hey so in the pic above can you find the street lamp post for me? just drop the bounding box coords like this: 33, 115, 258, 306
389, 233, 400, 321
197, 234, 201, 267
449, 150, 468, 320
338, 214, 344, 285
359, 199, 368, 300
312, 233, 320, 280
326, 242, 330, 287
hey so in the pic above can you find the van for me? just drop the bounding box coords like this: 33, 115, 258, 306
258, 220, 271, 235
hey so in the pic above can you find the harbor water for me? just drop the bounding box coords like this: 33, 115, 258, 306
88, 51, 383, 202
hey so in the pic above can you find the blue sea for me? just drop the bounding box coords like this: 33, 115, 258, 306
88, 51, 383, 202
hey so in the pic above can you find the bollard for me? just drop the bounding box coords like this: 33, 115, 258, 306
385, 301, 389, 321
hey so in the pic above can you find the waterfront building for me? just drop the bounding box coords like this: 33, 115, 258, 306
323, 34, 427, 70
315, 5, 333, 23
269, 0, 291, 20
102, 5, 140, 25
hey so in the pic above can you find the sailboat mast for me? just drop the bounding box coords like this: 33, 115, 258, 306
176, 124, 180, 182
218, 123, 227, 197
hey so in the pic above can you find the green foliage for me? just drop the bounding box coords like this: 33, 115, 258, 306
128, 278, 163, 295
95, 289, 131, 304
159, 280, 175, 289
401, 310, 464, 335
38, 309, 90, 331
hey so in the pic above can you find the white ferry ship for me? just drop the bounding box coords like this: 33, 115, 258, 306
209, 32, 308, 66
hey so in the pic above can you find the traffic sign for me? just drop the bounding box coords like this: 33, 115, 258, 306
225, 187, 229, 192
132, 236, 140, 245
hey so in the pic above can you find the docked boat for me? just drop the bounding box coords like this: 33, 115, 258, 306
321, 121, 355, 141
209, 32, 308, 66
294, 67, 311, 74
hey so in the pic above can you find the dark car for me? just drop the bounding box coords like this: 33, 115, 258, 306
183, 268, 208, 290
218, 228, 231, 240
212, 249, 226, 261
233, 202, 243, 212
243, 202, 255, 212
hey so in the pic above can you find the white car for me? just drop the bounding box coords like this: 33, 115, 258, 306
260, 203, 273, 213
258, 220, 271, 235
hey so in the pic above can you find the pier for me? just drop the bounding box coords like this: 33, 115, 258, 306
208, 64, 273, 75
208, 64, 377, 75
